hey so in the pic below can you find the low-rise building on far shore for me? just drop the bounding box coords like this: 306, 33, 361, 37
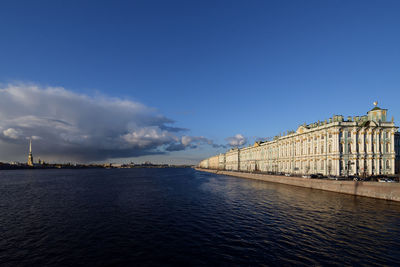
199, 103, 400, 177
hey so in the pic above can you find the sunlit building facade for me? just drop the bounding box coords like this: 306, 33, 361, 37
199, 104, 400, 176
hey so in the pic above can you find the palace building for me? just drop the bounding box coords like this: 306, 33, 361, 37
199, 103, 400, 177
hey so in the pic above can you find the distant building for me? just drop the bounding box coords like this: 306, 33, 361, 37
199, 103, 400, 176
27, 139, 34, 166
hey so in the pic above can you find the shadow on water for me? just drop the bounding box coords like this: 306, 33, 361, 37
354, 180, 359, 196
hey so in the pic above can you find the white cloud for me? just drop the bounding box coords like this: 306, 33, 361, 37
181, 136, 212, 146
225, 134, 247, 147
122, 127, 178, 148
3, 128, 22, 139
0, 83, 217, 162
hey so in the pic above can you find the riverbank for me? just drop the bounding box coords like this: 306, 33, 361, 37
196, 168, 400, 202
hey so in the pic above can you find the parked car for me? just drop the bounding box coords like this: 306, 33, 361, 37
302, 175, 311, 178
310, 174, 318, 179
378, 178, 396, 183
284, 173, 292, 177
328, 176, 346, 181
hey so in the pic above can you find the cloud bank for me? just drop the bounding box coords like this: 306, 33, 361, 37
225, 134, 247, 147
0, 84, 217, 162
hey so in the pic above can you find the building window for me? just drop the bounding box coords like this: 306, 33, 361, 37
386, 160, 390, 169
321, 146, 324, 154
328, 144, 332, 153
386, 143, 390, 153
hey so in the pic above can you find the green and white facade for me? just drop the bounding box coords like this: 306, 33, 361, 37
199, 104, 400, 176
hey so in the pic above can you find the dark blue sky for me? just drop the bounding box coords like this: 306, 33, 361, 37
1, 0, 400, 163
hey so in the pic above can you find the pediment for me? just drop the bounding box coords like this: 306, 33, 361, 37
361, 120, 378, 128
296, 125, 307, 134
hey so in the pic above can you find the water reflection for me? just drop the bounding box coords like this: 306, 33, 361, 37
0, 169, 399, 266
200, 171, 400, 265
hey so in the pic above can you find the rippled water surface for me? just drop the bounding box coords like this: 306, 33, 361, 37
1, 168, 400, 266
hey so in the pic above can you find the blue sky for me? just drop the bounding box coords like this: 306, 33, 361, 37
0, 0, 400, 164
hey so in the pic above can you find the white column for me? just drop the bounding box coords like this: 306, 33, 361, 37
367, 130, 372, 153
360, 131, 365, 153
391, 131, 395, 153
335, 158, 340, 176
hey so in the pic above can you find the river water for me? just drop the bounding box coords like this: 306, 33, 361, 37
0, 168, 399, 266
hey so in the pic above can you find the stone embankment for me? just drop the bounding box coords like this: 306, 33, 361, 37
196, 168, 400, 202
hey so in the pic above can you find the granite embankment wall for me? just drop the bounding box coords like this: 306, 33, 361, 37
196, 168, 400, 202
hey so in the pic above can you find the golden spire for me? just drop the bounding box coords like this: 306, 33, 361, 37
28, 138, 34, 166
373, 101, 378, 107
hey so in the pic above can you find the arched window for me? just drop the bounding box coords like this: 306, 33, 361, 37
386, 143, 390, 153
386, 160, 390, 169
328, 144, 332, 153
